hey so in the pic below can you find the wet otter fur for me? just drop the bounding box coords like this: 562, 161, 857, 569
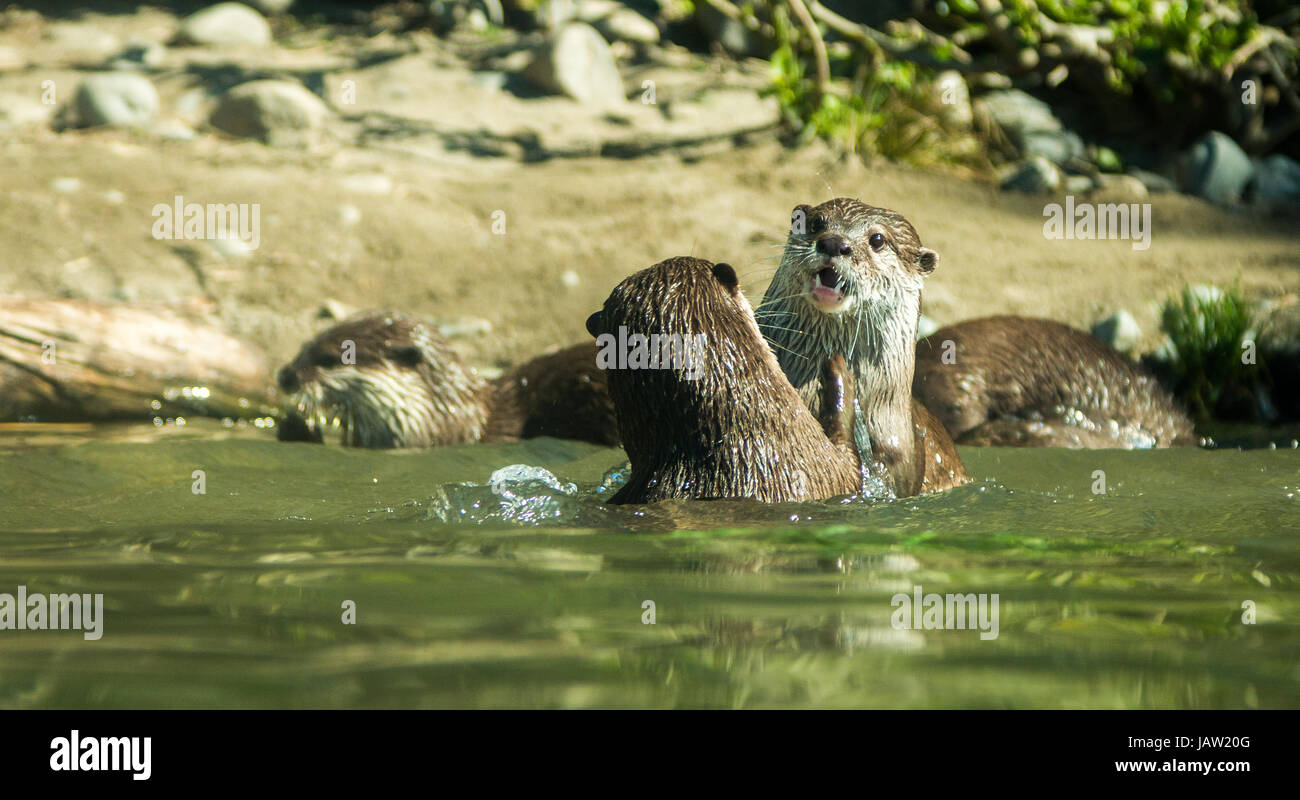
586, 256, 863, 505
758, 198, 970, 497
277, 313, 617, 448
276, 312, 488, 448
914, 316, 1198, 448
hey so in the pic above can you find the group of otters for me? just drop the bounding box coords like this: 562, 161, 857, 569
276, 198, 1197, 504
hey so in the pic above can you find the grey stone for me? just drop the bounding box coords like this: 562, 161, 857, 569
72, 72, 160, 128
1247, 154, 1300, 210
178, 3, 272, 47
522, 23, 625, 106
595, 9, 660, 44
1021, 129, 1084, 165
694, 1, 770, 58
1091, 310, 1142, 354
210, 79, 330, 146
999, 156, 1061, 193
1128, 168, 1178, 194
1184, 131, 1252, 205
975, 89, 1062, 144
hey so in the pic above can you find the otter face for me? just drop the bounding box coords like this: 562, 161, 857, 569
276, 313, 486, 448
784, 198, 937, 316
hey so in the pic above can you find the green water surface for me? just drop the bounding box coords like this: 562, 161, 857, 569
0, 422, 1296, 709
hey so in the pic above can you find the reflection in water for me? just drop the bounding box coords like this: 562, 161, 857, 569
0, 421, 1296, 708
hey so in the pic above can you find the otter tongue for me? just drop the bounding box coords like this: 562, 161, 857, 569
817, 267, 840, 289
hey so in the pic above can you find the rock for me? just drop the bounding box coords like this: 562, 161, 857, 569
209, 79, 329, 147
1021, 129, 1084, 165
1064, 174, 1095, 194
1092, 310, 1142, 354
573, 0, 620, 22
594, 9, 660, 44
1092, 173, 1149, 202
46, 23, 121, 62
1184, 131, 1252, 205
1246, 154, 1300, 210
522, 23, 625, 106
1129, 168, 1178, 194
933, 70, 972, 128
975, 89, 1062, 143
177, 3, 272, 47
999, 156, 1061, 193
694, 1, 770, 58
71, 72, 160, 128
248, 0, 295, 13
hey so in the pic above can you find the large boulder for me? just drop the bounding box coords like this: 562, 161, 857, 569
522, 23, 625, 106
177, 3, 272, 47
1183, 131, 1252, 205
71, 72, 160, 128
210, 79, 330, 146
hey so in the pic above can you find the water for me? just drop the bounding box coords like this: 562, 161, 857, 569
0, 421, 1297, 709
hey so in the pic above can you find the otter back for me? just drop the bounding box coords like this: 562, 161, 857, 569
914, 315, 1197, 448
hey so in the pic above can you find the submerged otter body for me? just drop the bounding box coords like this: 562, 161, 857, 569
483, 342, 619, 446
914, 316, 1197, 448
586, 256, 864, 504
277, 313, 616, 448
758, 198, 970, 497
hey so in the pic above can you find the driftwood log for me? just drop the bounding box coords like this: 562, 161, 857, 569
0, 298, 278, 422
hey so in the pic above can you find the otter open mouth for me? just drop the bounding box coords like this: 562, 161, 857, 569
808, 267, 848, 311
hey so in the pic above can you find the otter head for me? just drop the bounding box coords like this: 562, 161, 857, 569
585, 257, 776, 451
784, 198, 937, 316
760, 198, 938, 391
586, 256, 859, 504
275, 312, 487, 448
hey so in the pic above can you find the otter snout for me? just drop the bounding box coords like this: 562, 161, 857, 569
816, 235, 852, 258
277, 366, 301, 394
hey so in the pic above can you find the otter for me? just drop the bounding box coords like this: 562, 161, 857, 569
276, 312, 617, 448
585, 256, 866, 505
758, 198, 970, 497
914, 316, 1198, 448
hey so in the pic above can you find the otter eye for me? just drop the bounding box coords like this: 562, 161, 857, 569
809, 215, 826, 235
389, 345, 422, 367
868, 233, 885, 250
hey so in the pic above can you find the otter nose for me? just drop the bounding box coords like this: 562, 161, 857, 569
277, 366, 300, 394
816, 235, 852, 258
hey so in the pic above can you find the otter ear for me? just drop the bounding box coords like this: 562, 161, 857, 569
917, 248, 938, 275
790, 204, 813, 236
712, 262, 739, 295
585, 310, 605, 338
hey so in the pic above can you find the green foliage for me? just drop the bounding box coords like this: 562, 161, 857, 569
764, 6, 980, 167
1158, 284, 1264, 421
